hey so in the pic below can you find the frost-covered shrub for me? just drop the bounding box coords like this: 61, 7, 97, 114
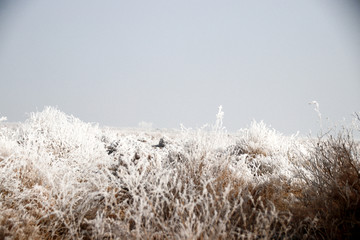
0, 107, 116, 239
296, 129, 360, 239
17, 107, 107, 161
0, 107, 359, 239
236, 121, 296, 157
229, 121, 305, 182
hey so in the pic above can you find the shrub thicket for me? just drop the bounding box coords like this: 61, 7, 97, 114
0, 107, 359, 239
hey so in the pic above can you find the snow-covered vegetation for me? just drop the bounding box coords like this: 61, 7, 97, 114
0, 107, 359, 239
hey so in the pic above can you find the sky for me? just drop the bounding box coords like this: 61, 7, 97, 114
0, 0, 359, 134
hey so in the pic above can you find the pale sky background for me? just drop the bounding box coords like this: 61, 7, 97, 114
0, 0, 359, 134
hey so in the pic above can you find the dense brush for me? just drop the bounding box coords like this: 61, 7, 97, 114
0, 107, 359, 239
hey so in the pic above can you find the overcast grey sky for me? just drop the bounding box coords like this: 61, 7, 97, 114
0, 0, 359, 134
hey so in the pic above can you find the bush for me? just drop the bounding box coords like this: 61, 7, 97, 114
295, 129, 360, 239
